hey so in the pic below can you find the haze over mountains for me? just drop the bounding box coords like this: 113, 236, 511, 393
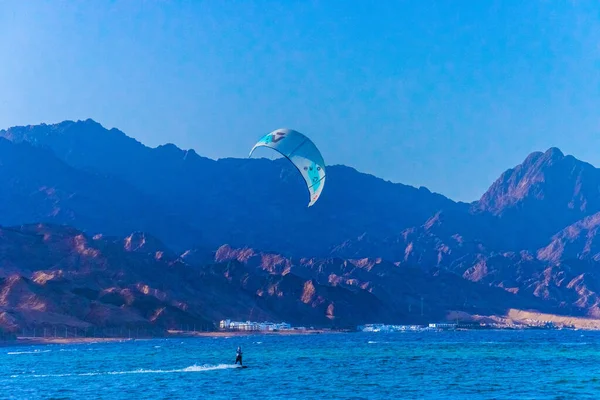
2, 119, 600, 332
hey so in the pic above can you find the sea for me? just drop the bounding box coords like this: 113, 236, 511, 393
2, 330, 600, 399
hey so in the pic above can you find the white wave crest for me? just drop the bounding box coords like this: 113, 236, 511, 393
7, 349, 52, 355
11, 364, 239, 378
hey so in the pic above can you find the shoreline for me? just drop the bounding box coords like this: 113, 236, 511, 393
4, 318, 600, 347
0, 337, 135, 347
0, 329, 343, 347
165, 329, 342, 337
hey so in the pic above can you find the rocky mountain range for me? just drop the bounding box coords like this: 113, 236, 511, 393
2, 119, 600, 332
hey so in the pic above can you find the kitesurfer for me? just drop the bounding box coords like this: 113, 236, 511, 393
235, 346, 243, 366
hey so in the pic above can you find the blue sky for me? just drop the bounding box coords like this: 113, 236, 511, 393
1, 1, 599, 201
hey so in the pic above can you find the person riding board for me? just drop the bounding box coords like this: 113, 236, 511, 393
235, 346, 243, 366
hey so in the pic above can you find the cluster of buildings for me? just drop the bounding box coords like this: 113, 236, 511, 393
219, 319, 299, 332
522, 320, 559, 329
358, 323, 459, 332
358, 324, 427, 332
427, 323, 459, 330
358, 321, 572, 332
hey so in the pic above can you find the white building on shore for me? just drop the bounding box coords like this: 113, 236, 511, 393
428, 323, 457, 330
358, 324, 426, 332
219, 320, 294, 331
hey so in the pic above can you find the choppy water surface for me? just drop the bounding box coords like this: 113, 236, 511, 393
3, 330, 600, 399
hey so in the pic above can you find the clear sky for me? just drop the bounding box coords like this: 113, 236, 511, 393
1, 1, 599, 202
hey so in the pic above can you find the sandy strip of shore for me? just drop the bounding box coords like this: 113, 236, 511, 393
0, 329, 343, 347
0, 337, 135, 348
166, 329, 342, 337
13, 337, 134, 345
447, 309, 600, 330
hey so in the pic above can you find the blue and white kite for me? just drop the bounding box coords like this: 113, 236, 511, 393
249, 128, 326, 207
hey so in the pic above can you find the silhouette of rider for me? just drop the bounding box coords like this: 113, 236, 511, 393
235, 346, 243, 366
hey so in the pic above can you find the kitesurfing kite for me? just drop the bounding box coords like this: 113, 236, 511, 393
249, 128, 326, 207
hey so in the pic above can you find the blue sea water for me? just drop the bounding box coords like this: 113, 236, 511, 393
2, 330, 600, 399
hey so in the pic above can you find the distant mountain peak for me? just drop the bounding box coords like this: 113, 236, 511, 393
477, 146, 585, 210
544, 146, 564, 159
472, 145, 600, 249
157, 143, 179, 151
518, 147, 565, 171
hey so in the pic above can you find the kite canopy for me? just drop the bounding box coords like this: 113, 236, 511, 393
249, 128, 326, 207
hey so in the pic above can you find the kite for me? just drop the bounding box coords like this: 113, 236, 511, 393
249, 128, 326, 207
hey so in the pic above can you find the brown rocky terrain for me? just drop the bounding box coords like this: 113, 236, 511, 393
0, 224, 401, 333
0, 223, 578, 334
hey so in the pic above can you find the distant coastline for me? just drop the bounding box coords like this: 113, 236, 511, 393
5, 308, 600, 348
3, 321, 600, 348
0, 329, 341, 347
0, 337, 132, 347
166, 329, 344, 337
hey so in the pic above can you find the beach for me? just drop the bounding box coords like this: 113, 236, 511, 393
9, 337, 135, 346
166, 329, 339, 337
1, 329, 339, 347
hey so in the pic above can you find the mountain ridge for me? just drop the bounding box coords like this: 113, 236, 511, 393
0, 223, 577, 333
1, 119, 464, 257
4, 119, 600, 330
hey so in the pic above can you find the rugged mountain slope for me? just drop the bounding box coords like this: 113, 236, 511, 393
0, 138, 200, 250
329, 210, 490, 265
445, 251, 600, 318
0, 224, 406, 332
205, 245, 571, 321
5, 121, 600, 259
0, 223, 582, 333
537, 213, 600, 263
0, 119, 462, 256
473, 147, 600, 249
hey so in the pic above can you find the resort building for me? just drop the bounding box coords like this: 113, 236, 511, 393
219, 320, 295, 332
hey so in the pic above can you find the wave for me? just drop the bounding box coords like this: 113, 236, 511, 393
11, 364, 239, 378
7, 349, 52, 355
